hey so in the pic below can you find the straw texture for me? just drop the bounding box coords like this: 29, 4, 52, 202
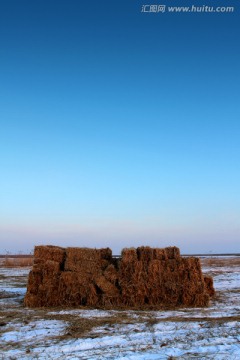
24, 245, 215, 308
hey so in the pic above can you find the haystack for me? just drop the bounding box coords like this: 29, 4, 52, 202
24, 245, 215, 309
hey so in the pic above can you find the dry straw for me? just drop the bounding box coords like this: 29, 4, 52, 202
24, 245, 215, 309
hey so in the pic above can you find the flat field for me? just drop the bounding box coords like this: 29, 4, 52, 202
0, 256, 240, 359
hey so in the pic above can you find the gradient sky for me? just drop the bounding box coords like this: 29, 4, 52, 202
0, 0, 239, 254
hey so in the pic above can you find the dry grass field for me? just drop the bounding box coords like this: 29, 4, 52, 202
0, 255, 239, 359
0, 256, 33, 268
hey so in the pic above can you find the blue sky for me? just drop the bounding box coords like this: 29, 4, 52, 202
0, 0, 239, 254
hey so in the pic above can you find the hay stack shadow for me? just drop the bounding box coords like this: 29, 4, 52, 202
24, 245, 215, 309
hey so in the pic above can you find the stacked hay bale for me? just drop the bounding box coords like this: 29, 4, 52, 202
24, 245, 215, 308
24, 245, 65, 307
58, 247, 119, 306
204, 275, 215, 298
118, 246, 213, 307
24, 245, 119, 307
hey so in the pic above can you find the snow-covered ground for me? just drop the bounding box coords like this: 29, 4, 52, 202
0, 257, 239, 359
